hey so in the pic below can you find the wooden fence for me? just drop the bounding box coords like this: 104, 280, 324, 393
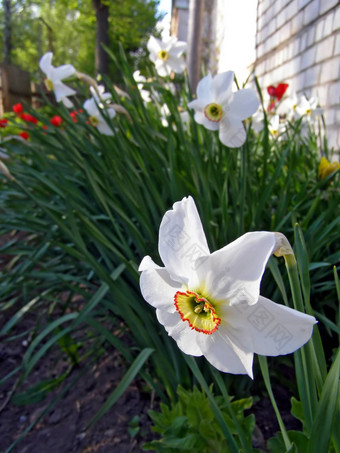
0, 64, 44, 115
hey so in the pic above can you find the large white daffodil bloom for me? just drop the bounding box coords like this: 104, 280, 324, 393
83, 97, 116, 136
187, 72, 260, 148
147, 35, 187, 77
139, 197, 316, 378
39, 52, 76, 108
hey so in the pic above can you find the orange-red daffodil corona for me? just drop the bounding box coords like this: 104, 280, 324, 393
139, 197, 316, 378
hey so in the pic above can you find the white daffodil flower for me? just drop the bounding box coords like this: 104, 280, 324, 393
268, 114, 286, 138
296, 95, 323, 121
187, 72, 259, 148
133, 70, 151, 103
139, 197, 316, 378
83, 97, 116, 136
147, 35, 187, 77
39, 52, 76, 108
90, 85, 112, 106
276, 93, 299, 120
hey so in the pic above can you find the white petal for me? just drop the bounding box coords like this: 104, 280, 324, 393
187, 99, 203, 111
156, 309, 203, 356
83, 98, 98, 116
169, 41, 187, 56
224, 296, 317, 356
196, 73, 213, 106
228, 89, 260, 120
139, 256, 161, 271
167, 55, 186, 74
158, 196, 210, 285
52, 64, 76, 82
155, 60, 171, 77
53, 81, 76, 102
39, 52, 53, 75
97, 120, 114, 135
147, 35, 162, 55
196, 231, 276, 305
197, 330, 254, 377
194, 112, 219, 131
140, 267, 181, 312
61, 96, 73, 108
212, 71, 234, 105
219, 117, 246, 147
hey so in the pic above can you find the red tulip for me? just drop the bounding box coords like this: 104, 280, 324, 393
12, 103, 23, 114
0, 118, 8, 128
50, 115, 63, 127
19, 131, 30, 140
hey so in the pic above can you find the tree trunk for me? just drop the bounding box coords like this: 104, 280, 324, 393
92, 0, 110, 77
3, 0, 12, 64
186, 0, 204, 92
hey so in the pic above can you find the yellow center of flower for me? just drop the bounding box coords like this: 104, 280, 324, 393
204, 103, 224, 122
44, 78, 53, 91
89, 115, 99, 127
174, 290, 221, 335
306, 108, 312, 115
158, 50, 169, 61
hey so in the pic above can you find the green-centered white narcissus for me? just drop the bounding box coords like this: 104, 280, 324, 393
83, 97, 116, 136
147, 35, 187, 77
139, 197, 316, 378
187, 72, 259, 148
39, 52, 76, 108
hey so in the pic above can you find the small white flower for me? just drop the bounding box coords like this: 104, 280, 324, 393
147, 35, 187, 77
39, 52, 76, 107
268, 114, 286, 137
139, 197, 316, 378
187, 72, 260, 148
251, 107, 265, 133
83, 98, 116, 136
133, 70, 151, 103
296, 95, 323, 121
276, 93, 299, 118
90, 85, 112, 105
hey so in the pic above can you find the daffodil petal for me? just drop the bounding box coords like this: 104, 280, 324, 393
212, 71, 234, 104
159, 196, 210, 285
223, 296, 317, 356
53, 82, 76, 102
194, 112, 219, 131
228, 89, 260, 120
147, 35, 162, 55
39, 52, 53, 76
167, 55, 186, 73
193, 73, 213, 107
196, 231, 276, 305
155, 60, 170, 77
140, 267, 181, 313
53, 64, 76, 81
156, 309, 203, 356
61, 96, 73, 108
83, 98, 98, 117
170, 41, 187, 57
219, 117, 246, 147
197, 330, 254, 377
97, 121, 114, 136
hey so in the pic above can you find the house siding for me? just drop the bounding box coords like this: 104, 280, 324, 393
255, 0, 340, 149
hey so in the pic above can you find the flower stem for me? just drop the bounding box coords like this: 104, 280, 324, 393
258, 355, 292, 451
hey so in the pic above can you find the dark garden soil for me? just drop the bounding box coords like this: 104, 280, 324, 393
0, 313, 301, 453
0, 316, 158, 453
